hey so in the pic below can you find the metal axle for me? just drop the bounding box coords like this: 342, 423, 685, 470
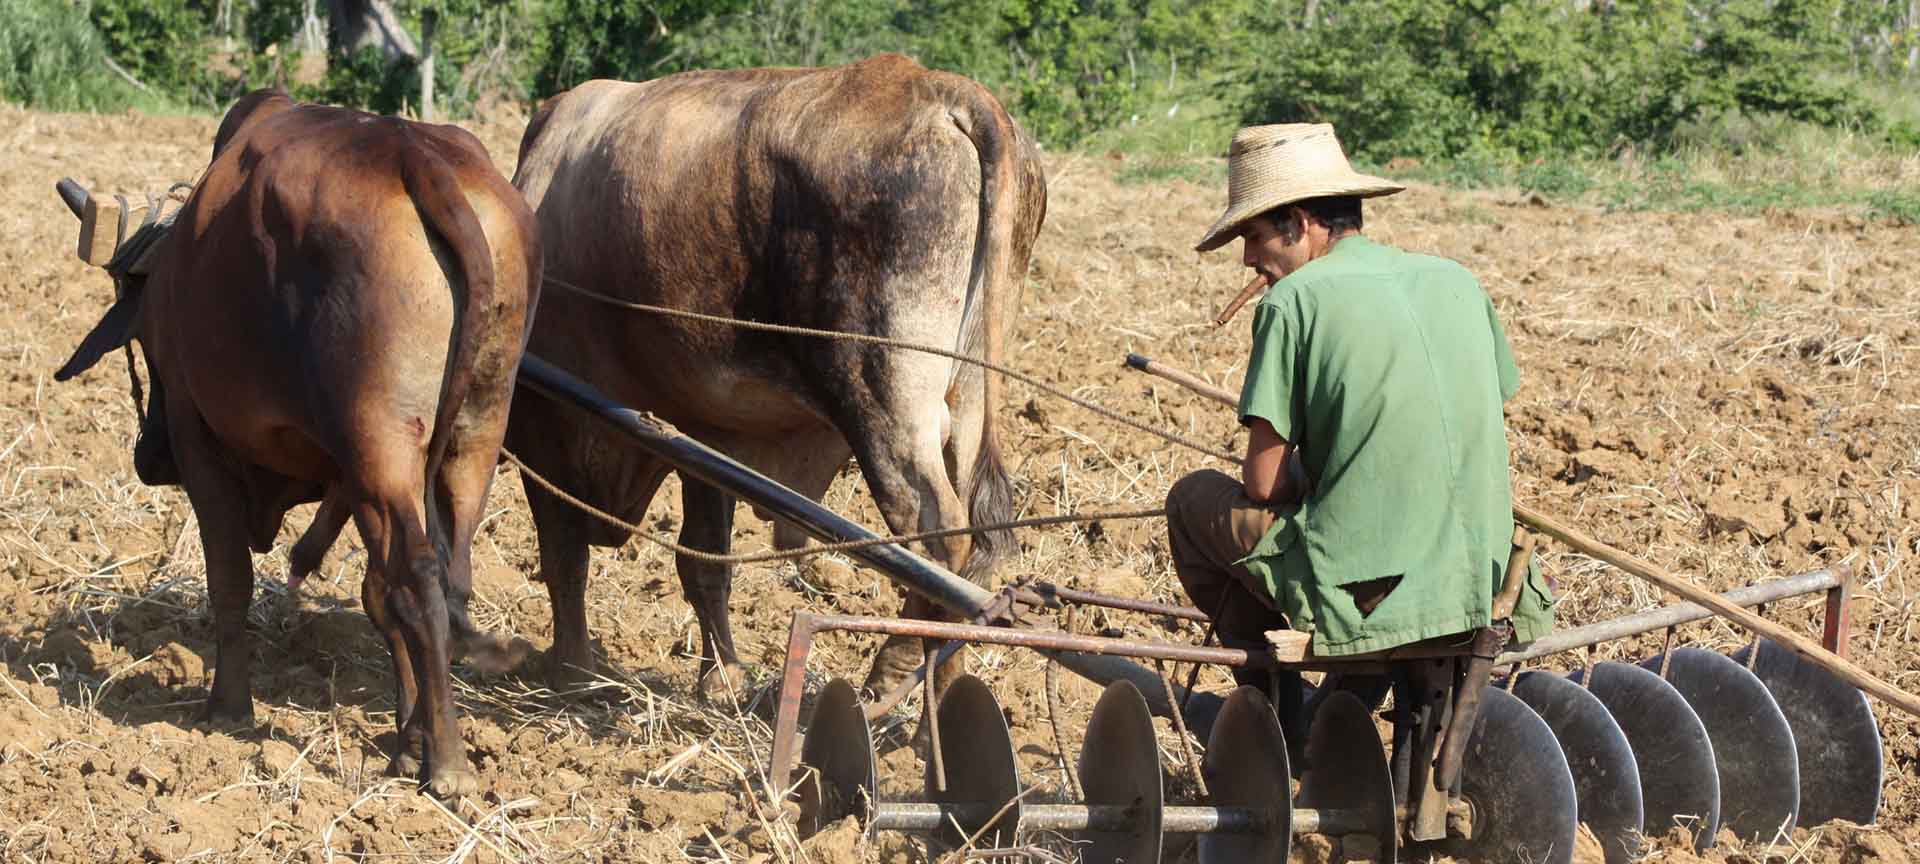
865, 801, 1381, 835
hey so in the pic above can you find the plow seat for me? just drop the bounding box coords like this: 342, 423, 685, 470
1256, 528, 1538, 844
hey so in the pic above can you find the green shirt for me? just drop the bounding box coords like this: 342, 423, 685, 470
1235, 236, 1554, 655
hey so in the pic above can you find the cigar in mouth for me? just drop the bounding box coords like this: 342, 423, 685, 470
1212, 272, 1274, 327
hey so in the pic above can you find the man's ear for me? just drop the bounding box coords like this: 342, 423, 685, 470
55, 292, 141, 382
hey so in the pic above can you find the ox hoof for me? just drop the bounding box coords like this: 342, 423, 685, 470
392, 752, 423, 779
544, 650, 600, 694
427, 765, 481, 799
696, 662, 748, 705
198, 693, 255, 728
458, 632, 534, 676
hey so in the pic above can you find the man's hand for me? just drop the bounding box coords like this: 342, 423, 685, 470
1243, 417, 1303, 505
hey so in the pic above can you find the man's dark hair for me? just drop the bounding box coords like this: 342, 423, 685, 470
1262, 195, 1363, 243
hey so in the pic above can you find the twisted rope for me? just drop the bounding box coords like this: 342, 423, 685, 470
541, 275, 1246, 465
500, 448, 1165, 565
494, 274, 1252, 565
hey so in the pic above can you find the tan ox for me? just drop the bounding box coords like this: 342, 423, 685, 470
507, 54, 1047, 696
54, 90, 540, 797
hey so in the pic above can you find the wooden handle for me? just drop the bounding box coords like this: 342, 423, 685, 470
1124, 352, 1920, 719
1513, 503, 1920, 718
1211, 272, 1273, 327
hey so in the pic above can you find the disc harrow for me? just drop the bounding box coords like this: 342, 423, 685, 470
775, 567, 1884, 863
499, 354, 1893, 862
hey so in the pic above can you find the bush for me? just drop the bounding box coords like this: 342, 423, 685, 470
0, 0, 147, 111
87, 0, 218, 102
1240, 0, 1884, 161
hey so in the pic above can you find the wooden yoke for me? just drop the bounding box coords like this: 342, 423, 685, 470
57, 178, 173, 274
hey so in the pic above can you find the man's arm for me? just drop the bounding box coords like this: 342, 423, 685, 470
1242, 417, 1301, 504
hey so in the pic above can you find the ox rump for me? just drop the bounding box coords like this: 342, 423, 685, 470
51, 89, 540, 798
504, 53, 1048, 699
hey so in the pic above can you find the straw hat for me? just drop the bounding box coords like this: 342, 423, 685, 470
1194, 124, 1404, 252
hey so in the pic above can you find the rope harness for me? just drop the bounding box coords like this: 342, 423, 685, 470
511, 274, 1250, 566
103, 184, 194, 426
88, 199, 1241, 566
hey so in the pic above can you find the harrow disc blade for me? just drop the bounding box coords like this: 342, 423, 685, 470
1731, 638, 1882, 826
1297, 690, 1397, 863
1454, 686, 1578, 864
1640, 647, 1799, 840
1078, 681, 1165, 864
797, 679, 877, 838
928, 674, 1023, 849
1509, 671, 1643, 864
1572, 660, 1720, 850
1198, 687, 1291, 864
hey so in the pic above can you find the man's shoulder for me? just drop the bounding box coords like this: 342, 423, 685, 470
1361, 239, 1474, 279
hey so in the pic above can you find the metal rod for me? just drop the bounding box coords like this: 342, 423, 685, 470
869, 801, 1379, 836
766, 608, 1253, 797
1025, 583, 1210, 622
518, 355, 1216, 728
1494, 569, 1838, 666
794, 611, 1262, 667
1822, 569, 1853, 659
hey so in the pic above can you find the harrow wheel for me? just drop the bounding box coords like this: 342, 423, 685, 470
1198, 687, 1292, 864
1451, 686, 1578, 864
1508, 671, 1644, 864
1640, 648, 1799, 840
1732, 638, 1884, 826
796, 679, 877, 838
1572, 660, 1720, 850
928, 674, 1024, 849
1297, 690, 1397, 863
1077, 680, 1165, 864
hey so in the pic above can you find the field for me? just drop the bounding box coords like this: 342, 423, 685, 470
0, 103, 1916, 863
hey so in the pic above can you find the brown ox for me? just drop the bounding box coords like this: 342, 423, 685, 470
55, 90, 539, 797
506, 54, 1046, 696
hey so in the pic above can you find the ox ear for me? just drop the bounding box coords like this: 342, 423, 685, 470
55, 293, 142, 382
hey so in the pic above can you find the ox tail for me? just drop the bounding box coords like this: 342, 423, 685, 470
949, 94, 1023, 586
400, 138, 494, 638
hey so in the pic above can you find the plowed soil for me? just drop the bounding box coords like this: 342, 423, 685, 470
1, 102, 1914, 863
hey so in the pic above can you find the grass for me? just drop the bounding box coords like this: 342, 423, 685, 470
0, 0, 177, 114
1071, 79, 1920, 222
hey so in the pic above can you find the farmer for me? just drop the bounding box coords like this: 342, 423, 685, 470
1165, 123, 1553, 691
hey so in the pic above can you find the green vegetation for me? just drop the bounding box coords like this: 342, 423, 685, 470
0, 0, 154, 111
1, 0, 1914, 220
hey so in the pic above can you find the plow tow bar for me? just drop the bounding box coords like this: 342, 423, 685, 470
515, 355, 1220, 727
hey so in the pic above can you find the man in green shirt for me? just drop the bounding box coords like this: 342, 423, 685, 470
1167, 124, 1553, 690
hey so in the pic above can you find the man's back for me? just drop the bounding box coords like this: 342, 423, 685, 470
1237, 236, 1550, 655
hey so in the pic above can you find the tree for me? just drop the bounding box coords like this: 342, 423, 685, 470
326, 0, 418, 61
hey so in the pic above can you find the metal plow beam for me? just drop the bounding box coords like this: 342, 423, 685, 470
516, 355, 1215, 725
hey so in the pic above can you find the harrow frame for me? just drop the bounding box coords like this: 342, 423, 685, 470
514, 353, 1879, 861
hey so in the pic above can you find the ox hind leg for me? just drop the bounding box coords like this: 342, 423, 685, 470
350, 472, 476, 797
170, 412, 260, 725
522, 455, 670, 692
288, 488, 350, 591
841, 395, 978, 699
436, 442, 529, 675
524, 480, 593, 690
677, 479, 743, 702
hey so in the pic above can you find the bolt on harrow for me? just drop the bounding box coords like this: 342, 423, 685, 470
770, 568, 1882, 864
